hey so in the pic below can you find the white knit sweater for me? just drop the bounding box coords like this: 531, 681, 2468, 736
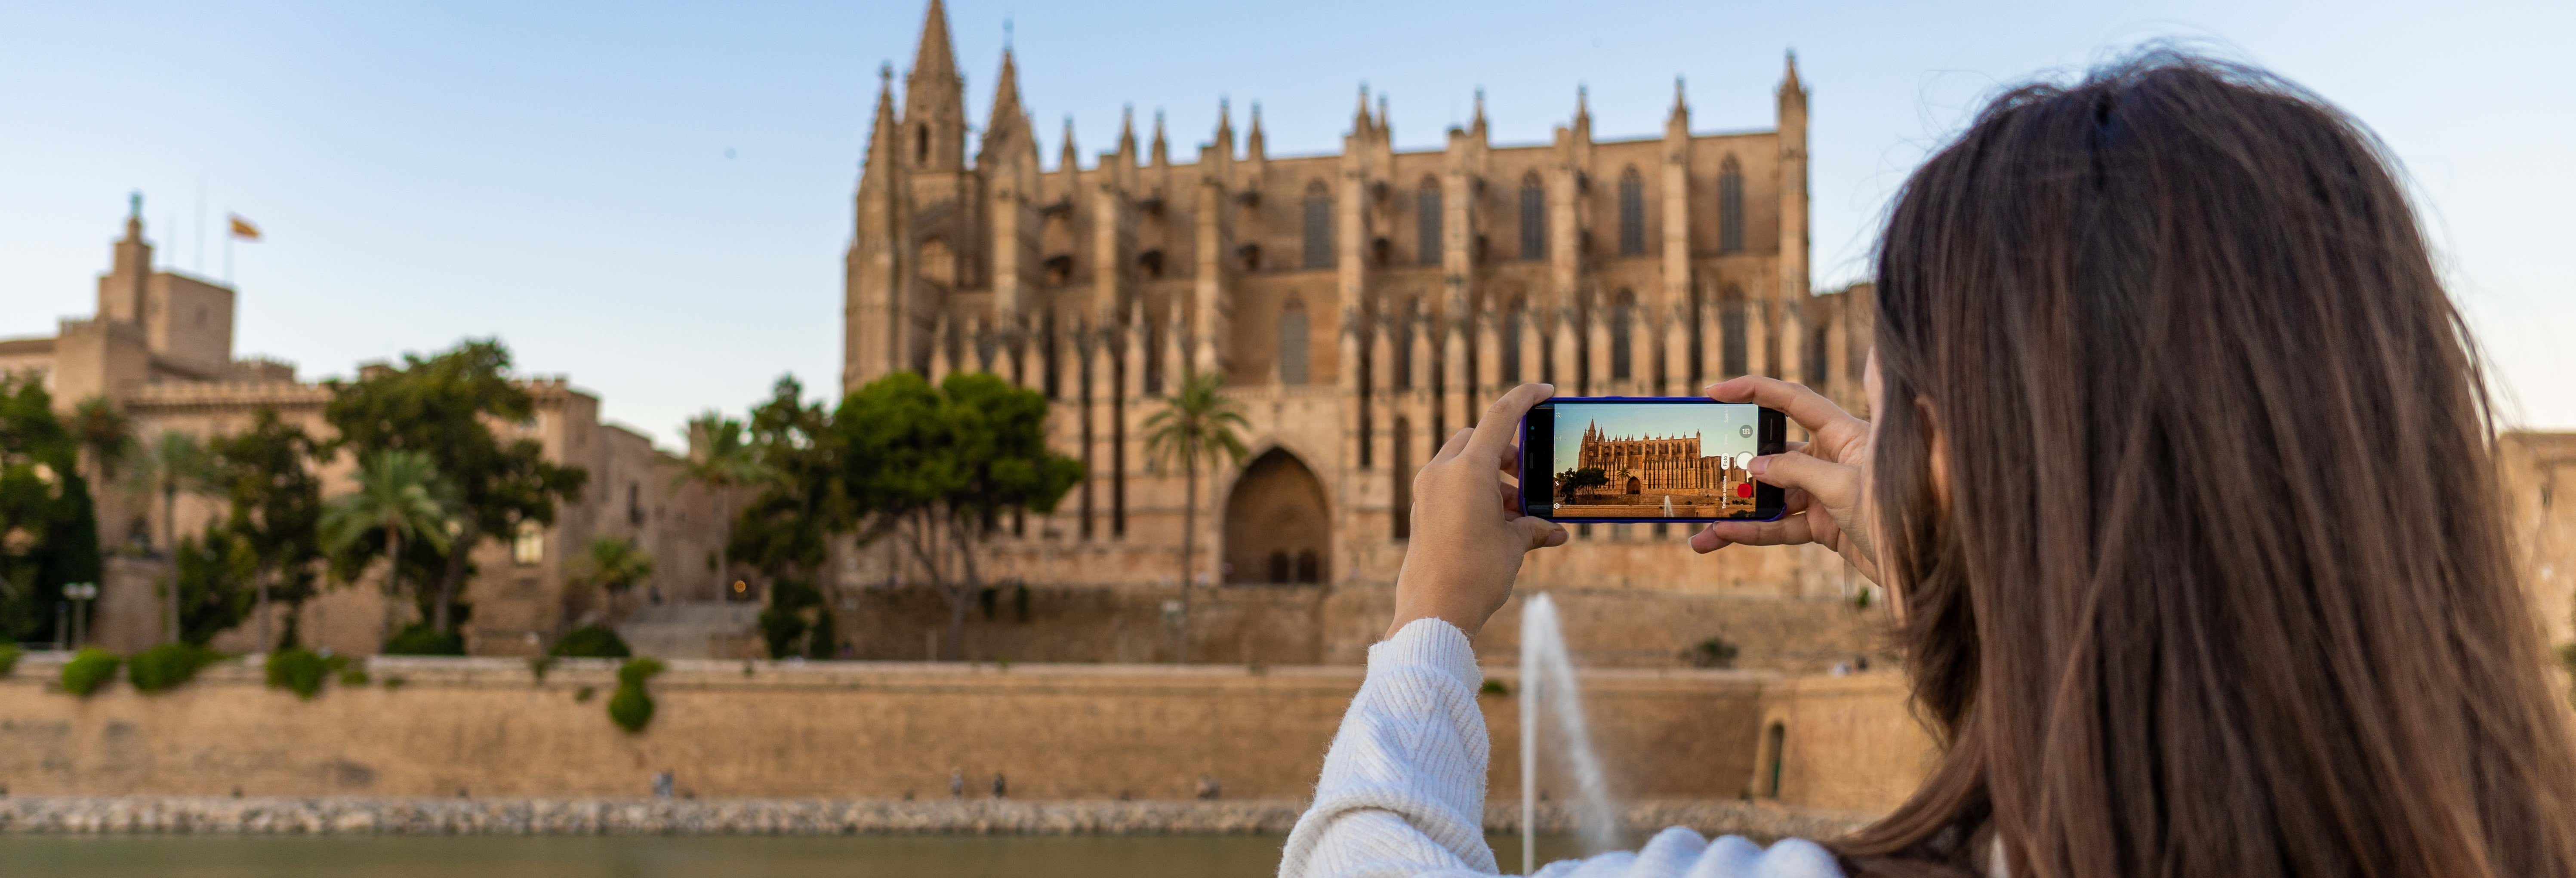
1279, 619, 1847, 878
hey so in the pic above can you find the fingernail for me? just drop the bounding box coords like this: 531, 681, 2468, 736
1748, 455, 1770, 475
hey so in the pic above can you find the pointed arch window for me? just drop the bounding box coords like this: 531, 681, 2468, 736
1500, 301, 1525, 382
1416, 177, 1443, 266
1518, 173, 1547, 260
1718, 156, 1745, 253
1279, 296, 1311, 385
1610, 290, 1636, 382
915, 125, 930, 163
1617, 168, 1646, 256
1302, 181, 1333, 269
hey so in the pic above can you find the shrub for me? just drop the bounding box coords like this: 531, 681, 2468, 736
573, 685, 595, 702
0, 643, 20, 677
338, 666, 370, 687
382, 675, 407, 690
382, 624, 464, 656
1854, 588, 1873, 610
616, 657, 666, 687
1683, 636, 1740, 670
60, 649, 122, 696
607, 657, 667, 733
265, 647, 334, 700
1479, 679, 1510, 697
607, 683, 654, 733
526, 656, 558, 682
129, 643, 223, 693
548, 625, 632, 659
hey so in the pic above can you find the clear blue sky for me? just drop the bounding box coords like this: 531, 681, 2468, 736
6, 0, 2570, 446
1552, 403, 1759, 473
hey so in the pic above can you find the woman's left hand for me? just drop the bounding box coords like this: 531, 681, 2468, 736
1385, 383, 1569, 641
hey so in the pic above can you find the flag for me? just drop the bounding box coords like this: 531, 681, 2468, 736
228, 215, 261, 241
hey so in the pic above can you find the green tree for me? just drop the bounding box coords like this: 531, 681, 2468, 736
67, 396, 134, 489
836, 372, 1080, 659
730, 377, 842, 597
1556, 467, 1610, 494
171, 524, 256, 645
324, 339, 586, 635
675, 410, 766, 602
1141, 371, 1249, 658
0, 376, 103, 644
572, 536, 654, 599
207, 409, 324, 650
320, 449, 457, 642
135, 430, 220, 641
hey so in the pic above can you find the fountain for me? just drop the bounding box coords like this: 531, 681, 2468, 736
1518, 591, 1621, 873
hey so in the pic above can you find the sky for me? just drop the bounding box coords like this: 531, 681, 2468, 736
5, 0, 2570, 447
1551, 403, 1760, 474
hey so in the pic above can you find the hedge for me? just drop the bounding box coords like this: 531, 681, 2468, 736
60, 649, 121, 696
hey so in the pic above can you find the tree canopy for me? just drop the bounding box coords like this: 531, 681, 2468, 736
324, 339, 585, 633
0, 376, 101, 643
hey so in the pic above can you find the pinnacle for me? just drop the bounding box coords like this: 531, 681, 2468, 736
910, 0, 959, 82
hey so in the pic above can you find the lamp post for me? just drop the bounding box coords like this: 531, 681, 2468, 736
65, 582, 99, 649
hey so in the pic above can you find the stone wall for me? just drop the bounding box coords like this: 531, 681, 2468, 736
0, 653, 1931, 814
830, 581, 1890, 672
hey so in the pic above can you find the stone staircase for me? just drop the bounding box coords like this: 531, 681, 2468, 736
616, 601, 763, 660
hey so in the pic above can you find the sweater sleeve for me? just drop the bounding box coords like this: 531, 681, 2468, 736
1276, 618, 1846, 878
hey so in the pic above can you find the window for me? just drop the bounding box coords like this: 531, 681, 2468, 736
1302, 181, 1333, 269
1718, 156, 1745, 253
1144, 320, 1162, 394
1806, 322, 1832, 386
1279, 297, 1310, 385
1416, 178, 1443, 266
1500, 303, 1525, 382
1518, 173, 1547, 260
1721, 294, 1749, 377
1295, 550, 1320, 583
915, 125, 929, 163
975, 320, 998, 372
1618, 168, 1645, 256
1610, 291, 1635, 382
512, 520, 545, 566
1041, 312, 1061, 399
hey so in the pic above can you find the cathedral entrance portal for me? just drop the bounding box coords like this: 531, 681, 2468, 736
1626, 476, 1642, 494
1223, 449, 1331, 584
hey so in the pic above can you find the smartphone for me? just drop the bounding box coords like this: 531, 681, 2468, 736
1519, 397, 1787, 523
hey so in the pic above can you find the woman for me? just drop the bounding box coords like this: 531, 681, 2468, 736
1279, 52, 2576, 878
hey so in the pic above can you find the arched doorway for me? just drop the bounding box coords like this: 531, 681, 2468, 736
1223, 448, 1331, 585
1625, 476, 1642, 494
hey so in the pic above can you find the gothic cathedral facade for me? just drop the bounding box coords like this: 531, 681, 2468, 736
844, 1, 1873, 597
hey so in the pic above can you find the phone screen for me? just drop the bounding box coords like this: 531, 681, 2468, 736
1520, 398, 1787, 522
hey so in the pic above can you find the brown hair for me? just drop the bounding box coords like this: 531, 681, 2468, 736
1843, 51, 2576, 877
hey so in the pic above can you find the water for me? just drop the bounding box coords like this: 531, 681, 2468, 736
1519, 591, 1622, 870
0, 833, 1590, 877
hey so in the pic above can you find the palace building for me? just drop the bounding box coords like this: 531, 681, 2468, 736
841, 0, 1877, 610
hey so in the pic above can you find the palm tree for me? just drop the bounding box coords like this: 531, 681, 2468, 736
320, 450, 456, 642
133, 431, 218, 643
571, 536, 655, 614
68, 396, 133, 488
675, 411, 765, 603
1141, 371, 1249, 661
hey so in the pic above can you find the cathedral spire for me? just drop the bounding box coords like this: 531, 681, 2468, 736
860, 63, 901, 193
1059, 114, 1079, 169
1118, 104, 1137, 159
1214, 96, 1235, 156
910, 0, 958, 85
1471, 86, 1488, 137
1353, 82, 1373, 133
978, 43, 1028, 168
1150, 109, 1168, 166
1246, 101, 1265, 159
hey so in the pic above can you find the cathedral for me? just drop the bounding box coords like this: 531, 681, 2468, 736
843, 0, 1874, 600
1572, 423, 1753, 506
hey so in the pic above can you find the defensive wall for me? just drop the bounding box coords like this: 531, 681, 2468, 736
0, 653, 1933, 817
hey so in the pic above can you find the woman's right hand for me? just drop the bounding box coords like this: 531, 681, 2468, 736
1690, 376, 1882, 586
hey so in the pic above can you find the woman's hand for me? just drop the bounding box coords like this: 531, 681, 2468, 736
1690, 376, 1883, 586
1386, 383, 1569, 641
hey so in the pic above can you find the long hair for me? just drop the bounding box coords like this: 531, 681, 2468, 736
1840, 51, 2576, 877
